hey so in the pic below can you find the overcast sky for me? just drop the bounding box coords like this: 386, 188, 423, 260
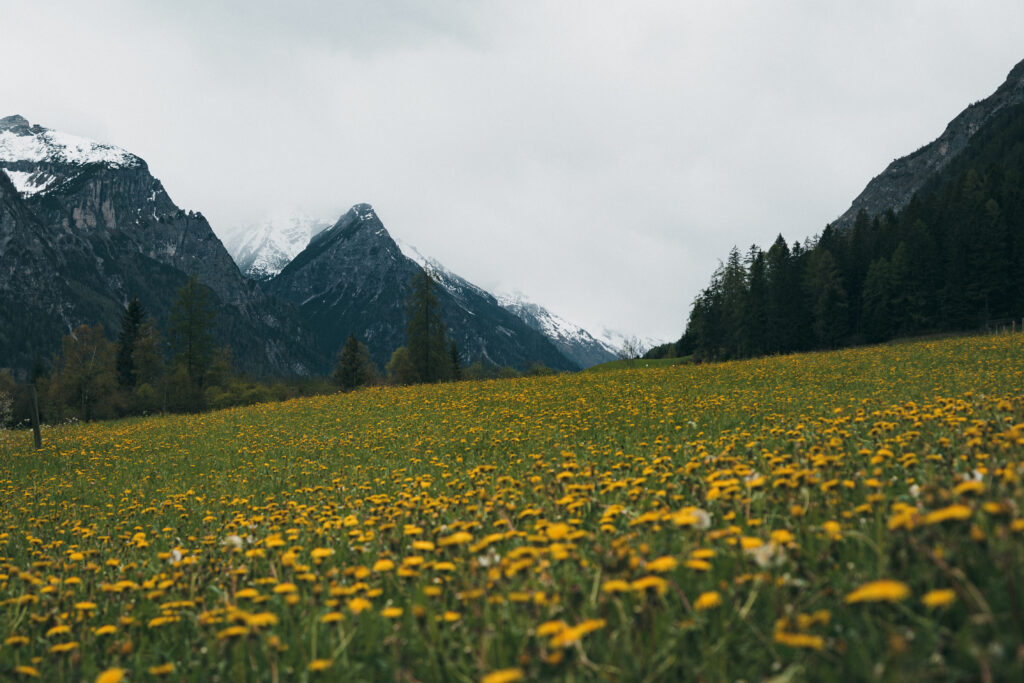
2, 2, 1022, 342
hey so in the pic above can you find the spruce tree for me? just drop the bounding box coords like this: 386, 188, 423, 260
406, 270, 449, 383
334, 334, 364, 390
168, 276, 215, 387
449, 339, 462, 381
116, 297, 146, 388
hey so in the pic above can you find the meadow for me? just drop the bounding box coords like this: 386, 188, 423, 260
1, 333, 1023, 681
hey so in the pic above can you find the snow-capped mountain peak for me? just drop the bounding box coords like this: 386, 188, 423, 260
227, 210, 333, 281
0, 114, 139, 196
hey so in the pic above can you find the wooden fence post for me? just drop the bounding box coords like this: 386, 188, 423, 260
30, 384, 42, 449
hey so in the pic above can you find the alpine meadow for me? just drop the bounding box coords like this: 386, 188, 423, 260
3, 4, 1024, 682
2, 334, 1024, 680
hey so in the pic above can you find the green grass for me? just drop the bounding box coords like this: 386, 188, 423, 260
1, 333, 1023, 681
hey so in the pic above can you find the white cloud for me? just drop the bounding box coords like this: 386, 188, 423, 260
1, 0, 1021, 339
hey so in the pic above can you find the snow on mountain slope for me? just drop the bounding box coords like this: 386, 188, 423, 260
496, 291, 621, 368
0, 115, 139, 195
228, 211, 332, 281
395, 237, 617, 368
394, 239, 493, 304
594, 328, 665, 358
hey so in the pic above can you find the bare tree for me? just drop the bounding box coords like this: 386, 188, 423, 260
618, 336, 642, 363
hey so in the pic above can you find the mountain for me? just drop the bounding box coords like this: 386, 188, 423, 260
267, 204, 578, 372
833, 58, 1024, 229
0, 115, 324, 377
226, 212, 332, 281
493, 292, 619, 368
395, 241, 616, 369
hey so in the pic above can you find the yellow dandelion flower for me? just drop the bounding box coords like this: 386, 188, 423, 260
93, 625, 117, 636
536, 620, 568, 636
601, 579, 631, 593
439, 531, 473, 547
646, 556, 678, 573
773, 631, 825, 650
845, 579, 911, 604
311, 548, 335, 561
95, 668, 126, 683
308, 659, 333, 672
381, 607, 403, 618
685, 559, 712, 571
694, 591, 722, 610
5, 635, 30, 646
273, 582, 298, 594
74, 601, 98, 611
347, 597, 372, 614
630, 575, 668, 595
49, 641, 80, 653
216, 625, 249, 639
373, 558, 395, 572
13, 665, 41, 678
45, 624, 71, 638
921, 589, 956, 608
922, 505, 972, 525
149, 663, 175, 675
245, 612, 279, 628
481, 668, 525, 683
320, 611, 344, 623
235, 588, 260, 600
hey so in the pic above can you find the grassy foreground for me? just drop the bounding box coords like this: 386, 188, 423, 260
1, 334, 1023, 681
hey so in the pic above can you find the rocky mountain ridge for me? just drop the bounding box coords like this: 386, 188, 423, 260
833, 58, 1024, 228
0, 115, 324, 377
268, 205, 578, 371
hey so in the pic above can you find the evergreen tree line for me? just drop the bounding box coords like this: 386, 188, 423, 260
0, 269, 550, 427
680, 152, 1024, 361
0, 276, 334, 427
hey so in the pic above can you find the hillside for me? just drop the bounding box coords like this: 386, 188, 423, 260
2, 332, 1022, 679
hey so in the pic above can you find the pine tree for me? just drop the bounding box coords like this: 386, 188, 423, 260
169, 276, 215, 387
116, 297, 146, 388
333, 334, 378, 390
406, 270, 450, 383
449, 340, 462, 381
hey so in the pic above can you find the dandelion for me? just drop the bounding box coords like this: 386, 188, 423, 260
347, 597, 372, 614
921, 505, 972, 525
845, 580, 911, 604
308, 659, 333, 672
694, 591, 722, 610
646, 556, 678, 573
773, 631, 825, 650
481, 669, 526, 683
921, 589, 956, 608
95, 668, 126, 683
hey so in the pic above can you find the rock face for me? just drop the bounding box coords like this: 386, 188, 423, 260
268, 205, 579, 371
833, 58, 1024, 229
0, 115, 324, 377
494, 292, 618, 369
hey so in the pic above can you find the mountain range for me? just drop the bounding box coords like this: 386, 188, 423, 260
0, 114, 322, 377
0, 115, 618, 377
3, 58, 1021, 380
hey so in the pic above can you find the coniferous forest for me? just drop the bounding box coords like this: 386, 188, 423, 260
679, 103, 1024, 361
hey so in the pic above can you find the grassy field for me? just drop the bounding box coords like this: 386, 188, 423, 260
585, 356, 692, 372
1, 333, 1023, 681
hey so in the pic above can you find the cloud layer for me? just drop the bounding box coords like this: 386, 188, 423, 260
2, 1, 1022, 339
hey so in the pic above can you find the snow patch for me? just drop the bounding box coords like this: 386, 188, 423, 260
0, 127, 137, 168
